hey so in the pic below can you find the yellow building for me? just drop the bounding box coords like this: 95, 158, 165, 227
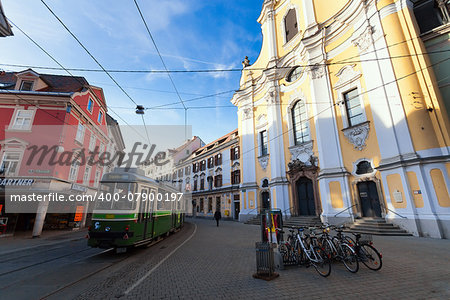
232, 0, 450, 238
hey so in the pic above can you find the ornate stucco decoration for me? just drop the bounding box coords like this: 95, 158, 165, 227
334, 64, 362, 90
267, 10, 274, 21
309, 63, 325, 79
352, 26, 374, 52
342, 121, 370, 151
256, 114, 268, 130
242, 106, 253, 121
287, 158, 318, 174
289, 140, 314, 163
258, 155, 270, 170
266, 85, 280, 104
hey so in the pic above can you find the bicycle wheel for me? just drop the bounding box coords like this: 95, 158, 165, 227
360, 244, 382, 271
295, 244, 304, 265
279, 243, 289, 264
321, 238, 335, 260
311, 246, 331, 277
343, 236, 356, 249
340, 243, 359, 273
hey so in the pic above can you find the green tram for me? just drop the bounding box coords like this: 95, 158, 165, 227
87, 168, 185, 250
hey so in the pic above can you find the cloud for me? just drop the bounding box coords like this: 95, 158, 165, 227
142, 0, 190, 32
144, 70, 169, 83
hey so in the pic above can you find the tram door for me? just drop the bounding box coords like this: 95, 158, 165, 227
148, 188, 157, 239
140, 188, 149, 239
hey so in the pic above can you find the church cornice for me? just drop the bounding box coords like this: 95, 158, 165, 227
257, 0, 281, 24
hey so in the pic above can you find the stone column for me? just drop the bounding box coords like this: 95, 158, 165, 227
32, 200, 49, 237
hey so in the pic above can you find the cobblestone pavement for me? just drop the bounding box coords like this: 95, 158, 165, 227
73, 218, 449, 300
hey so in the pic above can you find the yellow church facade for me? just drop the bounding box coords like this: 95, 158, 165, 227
232, 0, 450, 238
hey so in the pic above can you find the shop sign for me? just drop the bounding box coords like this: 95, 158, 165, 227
74, 206, 84, 222
71, 183, 87, 193
28, 169, 51, 174
0, 179, 34, 186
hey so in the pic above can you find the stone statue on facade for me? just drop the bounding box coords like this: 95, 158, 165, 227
242, 56, 251, 68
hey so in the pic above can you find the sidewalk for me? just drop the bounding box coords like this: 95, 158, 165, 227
0, 228, 88, 255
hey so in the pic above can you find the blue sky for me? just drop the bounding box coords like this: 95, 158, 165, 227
1, 0, 264, 144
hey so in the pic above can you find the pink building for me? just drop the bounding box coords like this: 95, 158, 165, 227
0, 69, 124, 237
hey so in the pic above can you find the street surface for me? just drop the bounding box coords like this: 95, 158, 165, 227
0, 219, 449, 299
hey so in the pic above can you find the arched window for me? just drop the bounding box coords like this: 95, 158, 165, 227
356, 161, 373, 175
284, 8, 298, 43
292, 100, 310, 145
286, 67, 302, 82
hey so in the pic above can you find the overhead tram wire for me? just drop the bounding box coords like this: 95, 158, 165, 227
1, 48, 449, 75
34, 2, 448, 147
141, 115, 151, 148
40, 0, 138, 107
11, 32, 445, 112
132, 0, 189, 140
39, 0, 152, 145
5, 11, 445, 119
67, 40, 450, 112
3, 2, 445, 77
7, 18, 148, 143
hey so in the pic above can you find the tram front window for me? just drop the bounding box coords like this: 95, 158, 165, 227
96, 182, 137, 210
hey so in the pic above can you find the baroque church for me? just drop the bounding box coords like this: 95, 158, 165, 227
232, 0, 450, 238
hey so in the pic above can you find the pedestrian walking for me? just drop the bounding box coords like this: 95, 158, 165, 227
214, 210, 222, 227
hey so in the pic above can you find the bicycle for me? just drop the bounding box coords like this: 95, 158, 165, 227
278, 227, 298, 265
294, 226, 331, 277
318, 225, 359, 273
345, 232, 382, 271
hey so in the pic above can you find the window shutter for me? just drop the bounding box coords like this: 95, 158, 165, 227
285, 9, 298, 42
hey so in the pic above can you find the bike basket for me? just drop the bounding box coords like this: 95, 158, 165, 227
360, 234, 372, 243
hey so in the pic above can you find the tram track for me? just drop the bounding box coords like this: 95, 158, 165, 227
0, 223, 192, 300
0, 244, 69, 264
0, 247, 94, 277
39, 224, 192, 300
0, 246, 118, 293
39, 251, 131, 300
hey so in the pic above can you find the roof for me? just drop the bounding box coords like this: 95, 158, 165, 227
106, 113, 119, 126
172, 136, 203, 152
193, 129, 238, 156
0, 69, 89, 93
0, 0, 13, 37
